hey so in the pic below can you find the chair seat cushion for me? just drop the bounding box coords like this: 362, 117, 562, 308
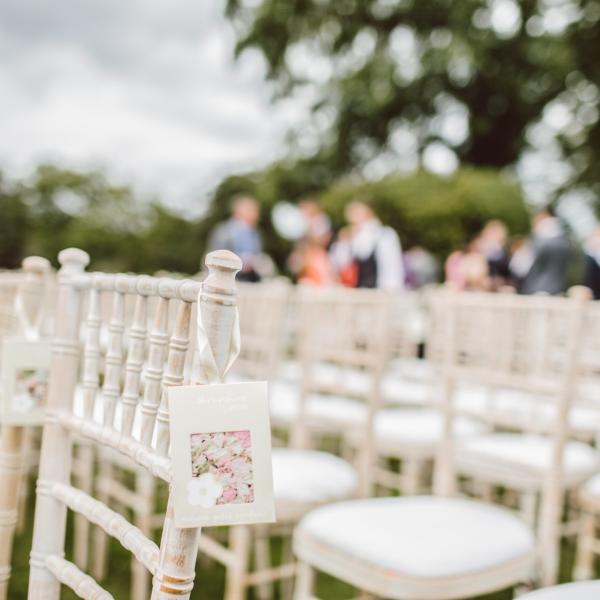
455, 386, 600, 435
296, 496, 534, 580
381, 377, 431, 406
272, 449, 358, 521
580, 472, 600, 500
456, 433, 600, 489
276, 361, 431, 406
519, 581, 600, 599
269, 381, 366, 429
372, 409, 484, 457
387, 357, 435, 382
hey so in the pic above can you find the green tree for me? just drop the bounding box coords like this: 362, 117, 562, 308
226, 0, 599, 194
0, 174, 29, 268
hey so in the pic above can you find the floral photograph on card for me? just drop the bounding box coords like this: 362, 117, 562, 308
188, 430, 254, 508
13, 368, 48, 413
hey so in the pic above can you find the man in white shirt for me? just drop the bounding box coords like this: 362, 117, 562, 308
342, 200, 404, 289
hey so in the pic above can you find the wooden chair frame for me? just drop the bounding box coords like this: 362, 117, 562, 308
27, 247, 242, 600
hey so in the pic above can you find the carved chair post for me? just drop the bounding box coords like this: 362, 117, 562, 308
28, 248, 90, 600
0, 256, 50, 600
151, 250, 241, 600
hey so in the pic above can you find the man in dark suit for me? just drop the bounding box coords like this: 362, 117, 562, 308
584, 227, 600, 299
520, 207, 571, 295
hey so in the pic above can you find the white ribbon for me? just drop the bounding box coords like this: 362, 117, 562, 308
195, 304, 240, 384
14, 293, 44, 341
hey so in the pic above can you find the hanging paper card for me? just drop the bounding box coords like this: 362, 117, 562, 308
169, 381, 276, 528
1, 337, 52, 425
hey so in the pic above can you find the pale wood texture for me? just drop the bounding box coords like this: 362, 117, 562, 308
293, 291, 591, 599
27, 248, 242, 600
28, 248, 90, 600
0, 256, 51, 600
152, 250, 241, 600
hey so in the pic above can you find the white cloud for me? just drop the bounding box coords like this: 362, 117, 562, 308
0, 0, 310, 214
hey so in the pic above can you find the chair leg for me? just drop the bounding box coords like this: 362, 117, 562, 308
520, 490, 538, 530
403, 459, 421, 495
73, 441, 94, 571
131, 471, 155, 600
0, 425, 25, 600
280, 532, 295, 600
293, 562, 315, 600
254, 526, 273, 600
225, 525, 252, 600
15, 427, 34, 535
574, 511, 596, 580
91, 460, 112, 581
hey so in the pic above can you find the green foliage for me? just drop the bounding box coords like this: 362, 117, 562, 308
0, 178, 29, 269
225, 0, 600, 194
0, 165, 201, 274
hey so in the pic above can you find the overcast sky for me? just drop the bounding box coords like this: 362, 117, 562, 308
0, 0, 308, 214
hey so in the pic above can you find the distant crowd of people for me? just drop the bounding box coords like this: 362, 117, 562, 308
208, 194, 600, 299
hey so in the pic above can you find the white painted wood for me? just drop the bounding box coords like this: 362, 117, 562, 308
151, 250, 241, 600
27, 248, 241, 600
292, 291, 592, 599
0, 257, 51, 600
45, 555, 113, 600
28, 248, 90, 600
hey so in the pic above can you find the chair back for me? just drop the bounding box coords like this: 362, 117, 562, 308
27, 248, 242, 600
431, 290, 589, 584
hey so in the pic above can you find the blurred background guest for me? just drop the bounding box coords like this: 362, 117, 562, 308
444, 236, 490, 291
508, 237, 534, 291
478, 220, 510, 290
519, 207, 570, 295
288, 199, 335, 286
208, 194, 263, 282
334, 200, 404, 289
404, 246, 439, 289
583, 226, 600, 300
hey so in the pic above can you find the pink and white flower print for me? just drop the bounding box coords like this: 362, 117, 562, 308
189, 430, 254, 506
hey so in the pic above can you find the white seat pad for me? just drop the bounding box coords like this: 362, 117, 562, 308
455, 386, 600, 435
387, 357, 435, 382
457, 433, 600, 486
276, 361, 431, 406
272, 449, 358, 504
297, 496, 534, 578
381, 377, 431, 406
519, 581, 600, 599
269, 381, 366, 427
373, 409, 484, 454
581, 472, 600, 497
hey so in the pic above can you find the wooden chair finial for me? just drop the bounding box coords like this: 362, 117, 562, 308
22, 256, 50, 274
58, 247, 90, 271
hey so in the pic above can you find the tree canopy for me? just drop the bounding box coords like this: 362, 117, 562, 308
225, 0, 600, 200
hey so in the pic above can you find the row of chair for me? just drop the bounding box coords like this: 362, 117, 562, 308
1, 251, 600, 599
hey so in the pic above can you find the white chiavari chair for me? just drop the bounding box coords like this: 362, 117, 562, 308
84, 279, 291, 600
271, 287, 390, 462
570, 295, 600, 581
0, 257, 51, 600
197, 287, 371, 600
292, 291, 592, 599
27, 247, 242, 600
358, 288, 484, 495
518, 580, 600, 599
78, 280, 360, 600
231, 280, 291, 383
447, 294, 600, 553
